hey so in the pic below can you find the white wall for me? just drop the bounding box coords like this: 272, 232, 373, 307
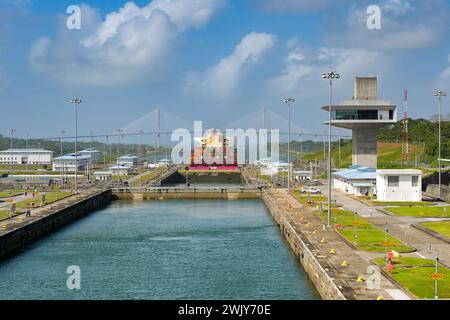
376, 174, 422, 202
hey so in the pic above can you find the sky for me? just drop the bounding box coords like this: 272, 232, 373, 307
1, 0, 450, 143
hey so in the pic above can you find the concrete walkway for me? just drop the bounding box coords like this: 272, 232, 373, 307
269, 189, 411, 300
0, 190, 97, 236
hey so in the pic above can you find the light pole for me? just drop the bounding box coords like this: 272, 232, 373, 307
322, 71, 340, 228
435, 250, 439, 300
9, 129, 16, 175
58, 130, 65, 157
115, 128, 124, 161
58, 130, 65, 185
284, 97, 295, 192
70, 98, 82, 193
433, 90, 446, 200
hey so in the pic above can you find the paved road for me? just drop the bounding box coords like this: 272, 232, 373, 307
320, 185, 450, 267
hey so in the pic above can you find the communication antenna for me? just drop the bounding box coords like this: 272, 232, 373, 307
402, 89, 409, 163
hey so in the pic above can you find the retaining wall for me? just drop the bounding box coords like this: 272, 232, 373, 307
0, 190, 112, 261
262, 190, 346, 300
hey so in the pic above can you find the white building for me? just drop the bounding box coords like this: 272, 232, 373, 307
79, 149, 102, 163
93, 171, 112, 182
108, 164, 132, 176
117, 155, 139, 167
334, 165, 377, 196
52, 153, 91, 172
376, 169, 422, 202
0, 149, 53, 165
260, 162, 289, 176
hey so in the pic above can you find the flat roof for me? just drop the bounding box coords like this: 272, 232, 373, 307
0, 149, 53, 153
334, 166, 376, 180
377, 169, 422, 175
54, 153, 91, 160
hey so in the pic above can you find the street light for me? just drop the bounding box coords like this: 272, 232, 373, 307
322, 71, 340, 228
58, 130, 66, 185
284, 97, 295, 192
58, 130, 65, 157
115, 128, 124, 159
433, 90, 446, 200
70, 98, 82, 193
9, 129, 16, 175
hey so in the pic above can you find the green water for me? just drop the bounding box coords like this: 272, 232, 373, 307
0, 200, 319, 299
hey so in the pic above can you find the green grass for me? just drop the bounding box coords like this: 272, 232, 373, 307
0, 189, 25, 198
371, 201, 433, 207
421, 221, 450, 239
0, 209, 25, 221
292, 193, 341, 208
320, 209, 414, 253
386, 206, 450, 217
374, 257, 450, 299
15, 191, 72, 209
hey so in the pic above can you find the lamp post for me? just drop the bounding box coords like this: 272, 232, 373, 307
433, 90, 446, 200
284, 97, 295, 192
58, 130, 65, 157
58, 130, 65, 185
9, 129, 16, 175
70, 98, 82, 193
115, 128, 124, 160
322, 71, 340, 228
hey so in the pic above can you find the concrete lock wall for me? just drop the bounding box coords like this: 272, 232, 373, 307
426, 184, 450, 202
0, 190, 113, 261
352, 128, 377, 168
113, 188, 261, 200
262, 191, 346, 300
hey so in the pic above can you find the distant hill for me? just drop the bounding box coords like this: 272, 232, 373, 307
302, 118, 449, 169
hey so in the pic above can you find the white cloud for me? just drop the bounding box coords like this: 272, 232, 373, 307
268, 44, 386, 96
325, 0, 450, 52
183, 32, 276, 97
29, 0, 225, 86
251, 0, 341, 12
439, 54, 450, 79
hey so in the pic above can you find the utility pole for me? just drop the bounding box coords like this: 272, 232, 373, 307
70, 98, 82, 194
322, 71, 340, 228
156, 107, 161, 149
284, 97, 295, 192
9, 129, 16, 175
433, 90, 446, 199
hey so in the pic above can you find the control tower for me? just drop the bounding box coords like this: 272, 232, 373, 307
323, 77, 397, 168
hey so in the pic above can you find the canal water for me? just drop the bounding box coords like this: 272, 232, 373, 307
0, 200, 319, 300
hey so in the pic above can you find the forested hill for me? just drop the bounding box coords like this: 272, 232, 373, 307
377, 118, 450, 161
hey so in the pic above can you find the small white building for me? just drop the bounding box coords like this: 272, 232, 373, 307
79, 149, 102, 163
376, 169, 422, 202
108, 164, 132, 176
293, 170, 312, 181
93, 171, 112, 182
52, 153, 91, 172
334, 165, 377, 196
260, 162, 289, 176
0, 149, 53, 165
117, 155, 139, 167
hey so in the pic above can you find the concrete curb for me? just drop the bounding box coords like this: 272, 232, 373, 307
411, 223, 450, 244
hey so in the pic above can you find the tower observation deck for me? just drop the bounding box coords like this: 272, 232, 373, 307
323, 77, 397, 168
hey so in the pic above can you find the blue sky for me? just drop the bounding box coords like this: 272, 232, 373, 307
1, 0, 450, 142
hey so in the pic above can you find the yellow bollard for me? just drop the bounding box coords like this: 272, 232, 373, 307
306, 223, 311, 228
312, 230, 318, 235
357, 276, 365, 282
376, 296, 384, 300
341, 261, 349, 266
330, 248, 336, 254
320, 238, 327, 243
